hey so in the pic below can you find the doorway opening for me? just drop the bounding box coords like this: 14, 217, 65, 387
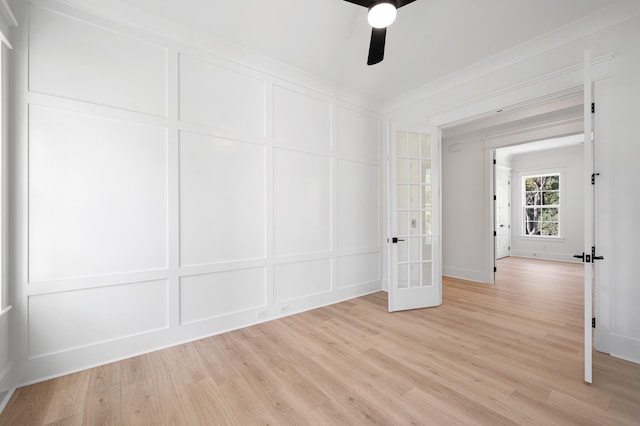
493, 133, 585, 268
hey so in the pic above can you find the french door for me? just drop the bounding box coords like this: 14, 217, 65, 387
388, 124, 441, 312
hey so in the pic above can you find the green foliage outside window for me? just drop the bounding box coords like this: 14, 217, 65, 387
524, 174, 559, 236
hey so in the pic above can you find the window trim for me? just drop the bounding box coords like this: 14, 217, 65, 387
521, 171, 563, 238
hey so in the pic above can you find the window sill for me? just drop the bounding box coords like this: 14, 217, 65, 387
517, 235, 566, 242
0, 305, 11, 320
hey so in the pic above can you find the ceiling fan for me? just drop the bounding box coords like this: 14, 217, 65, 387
344, 0, 417, 65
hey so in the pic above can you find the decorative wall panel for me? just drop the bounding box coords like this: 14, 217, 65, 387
337, 160, 379, 249
337, 253, 380, 288
336, 107, 379, 164
273, 259, 332, 302
179, 131, 266, 266
29, 106, 168, 282
273, 86, 331, 154
29, 6, 168, 115
179, 54, 266, 139
273, 148, 331, 257
180, 268, 266, 324
28, 280, 169, 357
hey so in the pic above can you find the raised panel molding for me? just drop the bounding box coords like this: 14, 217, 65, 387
179, 53, 266, 140
337, 253, 380, 288
28, 5, 168, 116
336, 107, 380, 164
28, 280, 169, 357
273, 148, 331, 257
179, 131, 266, 266
337, 160, 380, 250
28, 105, 169, 282
272, 85, 332, 155
179, 268, 267, 325
273, 259, 332, 303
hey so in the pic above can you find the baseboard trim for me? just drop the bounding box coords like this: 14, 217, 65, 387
609, 333, 640, 365
510, 251, 581, 263
0, 363, 15, 416
442, 266, 492, 284
0, 388, 15, 415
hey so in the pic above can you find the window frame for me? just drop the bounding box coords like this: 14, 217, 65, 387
521, 172, 562, 238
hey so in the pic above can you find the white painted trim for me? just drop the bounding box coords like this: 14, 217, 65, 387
429, 53, 613, 127
0, 305, 10, 320
0, 1, 16, 27
442, 268, 492, 285
510, 251, 581, 263
0, 387, 15, 415
609, 333, 640, 365
37, 0, 382, 113
384, 0, 637, 113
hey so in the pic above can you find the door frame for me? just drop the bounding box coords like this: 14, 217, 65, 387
427, 55, 612, 382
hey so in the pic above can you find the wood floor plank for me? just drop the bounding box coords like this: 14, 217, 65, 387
2, 257, 640, 425
0, 379, 57, 426
42, 370, 90, 425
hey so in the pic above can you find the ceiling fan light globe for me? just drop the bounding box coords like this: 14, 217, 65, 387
368, 2, 397, 28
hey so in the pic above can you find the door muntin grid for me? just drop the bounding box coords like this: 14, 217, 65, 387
396, 131, 433, 289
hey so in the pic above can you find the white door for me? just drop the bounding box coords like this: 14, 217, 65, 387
495, 167, 511, 259
388, 124, 441, 312
583, 50, 596, 384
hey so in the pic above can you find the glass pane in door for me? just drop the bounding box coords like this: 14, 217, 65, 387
395, 130, 433, 290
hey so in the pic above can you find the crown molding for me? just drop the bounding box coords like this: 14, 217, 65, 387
0, 0, 16, 27
0, 0, 16, 48
384, 0, 640, 115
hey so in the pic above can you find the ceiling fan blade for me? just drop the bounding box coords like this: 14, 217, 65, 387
367, 27, 386, 65
343, 0, 375, 7
396, 0, 417, 8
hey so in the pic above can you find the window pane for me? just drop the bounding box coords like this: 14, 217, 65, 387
421, 160, 431, 185
397, 211, 408, 235
408, 159, 420, 183
397, 159, 407, 183
409, 237, 420, 262
421, 262, 433, 287
422, 237, 432, 261
423, 185, 432, 209
409, 211, 420, 235
544, 175, 559, 190
420, 133, 431, 158
423, 211, 432, 235
543, 191, 559, 205
409, 185, 420, 209
540, 221, 559, 236
398, 264, 409, 288
398, 241, 408, 262
409, 263, 420, 288
396, 131, 407, 157
408, 132, 420, 157
397, 186, 408, 209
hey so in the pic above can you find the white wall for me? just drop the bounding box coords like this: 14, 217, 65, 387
509, 145, 584, 262
442, 140, 489, 282
392, 14, 640, 363
8, 0, 383, 385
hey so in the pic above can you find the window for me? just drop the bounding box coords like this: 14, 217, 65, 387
523, 173, 560, 236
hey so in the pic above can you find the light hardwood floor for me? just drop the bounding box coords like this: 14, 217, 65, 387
2, 256, 640, 425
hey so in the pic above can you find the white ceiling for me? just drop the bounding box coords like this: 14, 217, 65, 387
114, 0, 621, 102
